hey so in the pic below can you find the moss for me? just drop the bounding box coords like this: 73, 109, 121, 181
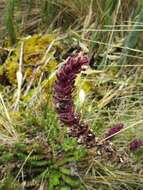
4, 50, 19, 85
2, 34, 61, 86
0, 65, 4, 76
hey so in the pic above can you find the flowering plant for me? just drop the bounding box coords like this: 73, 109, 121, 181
53, 53, 95, 147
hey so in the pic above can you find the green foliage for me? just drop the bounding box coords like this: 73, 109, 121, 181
0, 175, 21, 190
0, 105, 85, 189
48, 170, 61, 189
62, 138, 77, 151
0, 1, 143, 190
102, 0, 118, 25
118, 7, 143, 65
41, 1, 58, 27
0, 152, 13, 164
4, 0, 16, 45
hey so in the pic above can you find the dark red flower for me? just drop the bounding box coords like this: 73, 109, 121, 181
105, 123, 124, 140
129, 139, 143, 151
53, 52, 95, 147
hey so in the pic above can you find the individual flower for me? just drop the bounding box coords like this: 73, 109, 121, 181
105, 123, 124, 140
129, 139, 143, 151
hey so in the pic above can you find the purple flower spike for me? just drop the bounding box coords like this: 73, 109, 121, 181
105, 123, 124, 140
129, 139, 143, 151
53, 52, 95, 148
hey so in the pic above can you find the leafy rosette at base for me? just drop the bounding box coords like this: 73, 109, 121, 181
53, 52, 95, 148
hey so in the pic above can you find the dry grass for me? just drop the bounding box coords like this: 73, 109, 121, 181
0, 0, 143, 189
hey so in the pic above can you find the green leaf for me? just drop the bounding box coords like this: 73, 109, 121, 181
48, 170, 61, 190
62, 175, 80, 187
59, 167, 72, 175
73, 148, 86, 161
29, 160, 49, 167
118, 10, 143, 65
0, 153, 13, 164
60, 187, 71, 190
4, 0, 16, 44
62, 138, 77, 152
15, 143, 27, 149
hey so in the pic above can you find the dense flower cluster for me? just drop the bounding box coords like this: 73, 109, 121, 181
53, 52, 143, 152
53, 52, 95, 147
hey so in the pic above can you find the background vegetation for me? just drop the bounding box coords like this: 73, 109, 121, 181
0, 0, 143, 189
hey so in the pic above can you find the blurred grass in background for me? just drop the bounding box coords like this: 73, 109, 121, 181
1, 0, 143, 68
